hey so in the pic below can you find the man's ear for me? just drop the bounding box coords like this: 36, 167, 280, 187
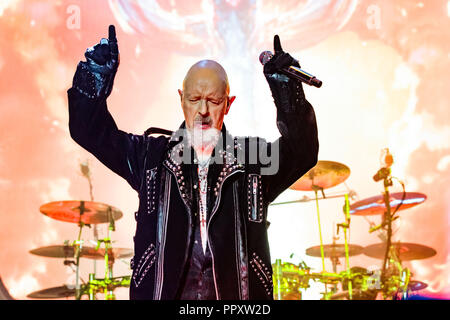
178, 89, 183, 102
225, 96, 236, 115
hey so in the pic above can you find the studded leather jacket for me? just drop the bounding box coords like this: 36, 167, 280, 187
67, 69, 318, 299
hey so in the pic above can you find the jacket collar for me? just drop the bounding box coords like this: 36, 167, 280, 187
163, 122, 245, 213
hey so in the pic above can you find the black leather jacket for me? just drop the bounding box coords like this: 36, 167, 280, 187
67, 77, 318, 300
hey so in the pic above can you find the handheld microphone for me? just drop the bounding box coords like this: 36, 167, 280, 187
259, 51, 322, 88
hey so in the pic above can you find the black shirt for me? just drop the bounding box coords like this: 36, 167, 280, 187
179, 214, 216, 300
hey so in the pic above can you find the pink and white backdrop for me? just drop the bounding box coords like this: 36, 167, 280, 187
0, 0, 449, 299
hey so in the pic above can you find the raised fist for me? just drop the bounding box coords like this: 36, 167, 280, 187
72, 25, 120, 99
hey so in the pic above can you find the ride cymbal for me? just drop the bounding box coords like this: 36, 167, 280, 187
363, 242, 436, 261
39, 200, 123, 224
29, 245, 133, 260
349, 192, 426, 216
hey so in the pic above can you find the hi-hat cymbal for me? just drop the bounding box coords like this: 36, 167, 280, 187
289, 161, 350, 191
40, 201, 123, 224
27, 285, 78, 299
29, 245, 133, 260
349, 192, 426, 216
363, 242, 437, 261
306, 244, 364, 258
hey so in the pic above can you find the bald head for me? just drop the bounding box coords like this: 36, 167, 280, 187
183, 60, 230, 95
178, 60, 235, 131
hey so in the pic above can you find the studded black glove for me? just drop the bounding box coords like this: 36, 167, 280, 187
263, 35, 305, 113
72, 25, 120, 99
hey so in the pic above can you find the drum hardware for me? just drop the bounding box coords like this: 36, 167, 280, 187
271, 190, 357, 206
337, 194, 353, 299
29, 155, 436, 300
271, 152, 435, 300
272, 259, 313, 300
288, 161, 352, 273
28, 161, 131, 300
80, 160, 100, 279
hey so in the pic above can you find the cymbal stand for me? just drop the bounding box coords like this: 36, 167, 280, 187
73, 200, 86, 300
311, 184, 331, 299
92, 206, 116, 300
336, 193, 353, 299
80, 160, 98, 279
274, 259, 283, 300
312, 185, 326, 272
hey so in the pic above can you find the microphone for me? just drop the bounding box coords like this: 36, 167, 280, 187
259, 51, 322, 88
373, 148, 394, 182
373, 167, 391, 182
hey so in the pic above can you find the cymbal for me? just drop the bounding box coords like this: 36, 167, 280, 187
30, 245, 133, 260
40, 200, 123, 224
27, 285, 77, 299
306, 244, 364, 258
349, 192, 426, 216
290, 161, 350, 191
401, 280, 428, 292
363, 242, 437, 261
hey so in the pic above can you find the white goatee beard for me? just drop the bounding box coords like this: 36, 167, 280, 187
187, 126, 220, 165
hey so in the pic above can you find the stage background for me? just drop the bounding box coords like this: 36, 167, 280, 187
0, 0, 449, 299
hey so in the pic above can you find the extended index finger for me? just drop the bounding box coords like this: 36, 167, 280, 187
274, 35, 283, 54
108, 25, 118, 55
108, 25, 116, 42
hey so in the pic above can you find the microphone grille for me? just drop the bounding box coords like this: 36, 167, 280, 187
259, 51, 273, 65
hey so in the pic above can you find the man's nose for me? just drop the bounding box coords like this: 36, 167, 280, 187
198, 99, 209, 116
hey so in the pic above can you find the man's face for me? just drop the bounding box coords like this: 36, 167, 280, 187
179, 65, 235, 131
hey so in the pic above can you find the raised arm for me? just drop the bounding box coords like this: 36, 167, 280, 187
262, 35, 319, 203
68, 25, 149, 192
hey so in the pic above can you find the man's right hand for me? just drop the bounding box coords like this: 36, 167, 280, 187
72, 25, 120, 99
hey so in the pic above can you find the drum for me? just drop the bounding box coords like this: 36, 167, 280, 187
272, 260, 311, 300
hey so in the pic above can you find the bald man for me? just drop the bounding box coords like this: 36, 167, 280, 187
68, 25, 318, 300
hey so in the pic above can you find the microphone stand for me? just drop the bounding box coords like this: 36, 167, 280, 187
380, 168, 393, 298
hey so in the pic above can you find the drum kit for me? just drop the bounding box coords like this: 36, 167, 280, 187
26, 152, 436, 300
271, 154, 436, 300
27, 162, 132, 300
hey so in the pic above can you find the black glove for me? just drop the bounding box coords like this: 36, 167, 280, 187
264, 35, 305, 113
72, 25, 120, 99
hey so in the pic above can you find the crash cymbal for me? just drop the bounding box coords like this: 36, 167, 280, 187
349, 192, 426, 216
306, 244, 364, 258
40, 200, 123, 224
290, 161, 350, 191
27, 285, 78, 299
30, 245, 133, 260
401, 280, 428, 292
363, 242, 437, 261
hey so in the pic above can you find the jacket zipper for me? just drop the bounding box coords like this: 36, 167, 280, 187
207, 169, 244, 299
252, 175, 258, 220
154, 172, 171, 299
